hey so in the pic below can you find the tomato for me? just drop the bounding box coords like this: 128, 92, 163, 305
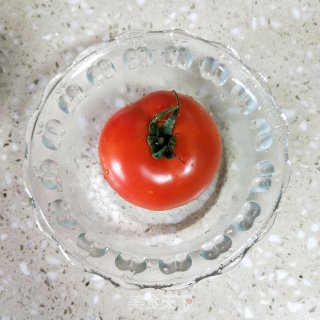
98, 90, 222, 211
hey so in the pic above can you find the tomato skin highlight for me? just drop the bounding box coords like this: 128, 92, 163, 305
98, 91, 222, 211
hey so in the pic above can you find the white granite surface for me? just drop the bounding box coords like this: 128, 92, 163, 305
1, 0, 319, 319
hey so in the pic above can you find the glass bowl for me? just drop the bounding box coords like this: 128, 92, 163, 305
23, 30, 290, 289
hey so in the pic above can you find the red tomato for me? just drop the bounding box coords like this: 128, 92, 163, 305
98, 90, 222, 211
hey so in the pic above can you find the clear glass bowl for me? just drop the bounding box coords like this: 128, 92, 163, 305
23, 30, 290, 289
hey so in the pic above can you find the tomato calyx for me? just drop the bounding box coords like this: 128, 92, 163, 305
147, 90, 181, 160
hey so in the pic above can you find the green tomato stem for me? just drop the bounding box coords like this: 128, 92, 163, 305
147, 90, 180, 160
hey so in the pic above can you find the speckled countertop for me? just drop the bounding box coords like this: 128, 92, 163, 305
1, 0, 319, 319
